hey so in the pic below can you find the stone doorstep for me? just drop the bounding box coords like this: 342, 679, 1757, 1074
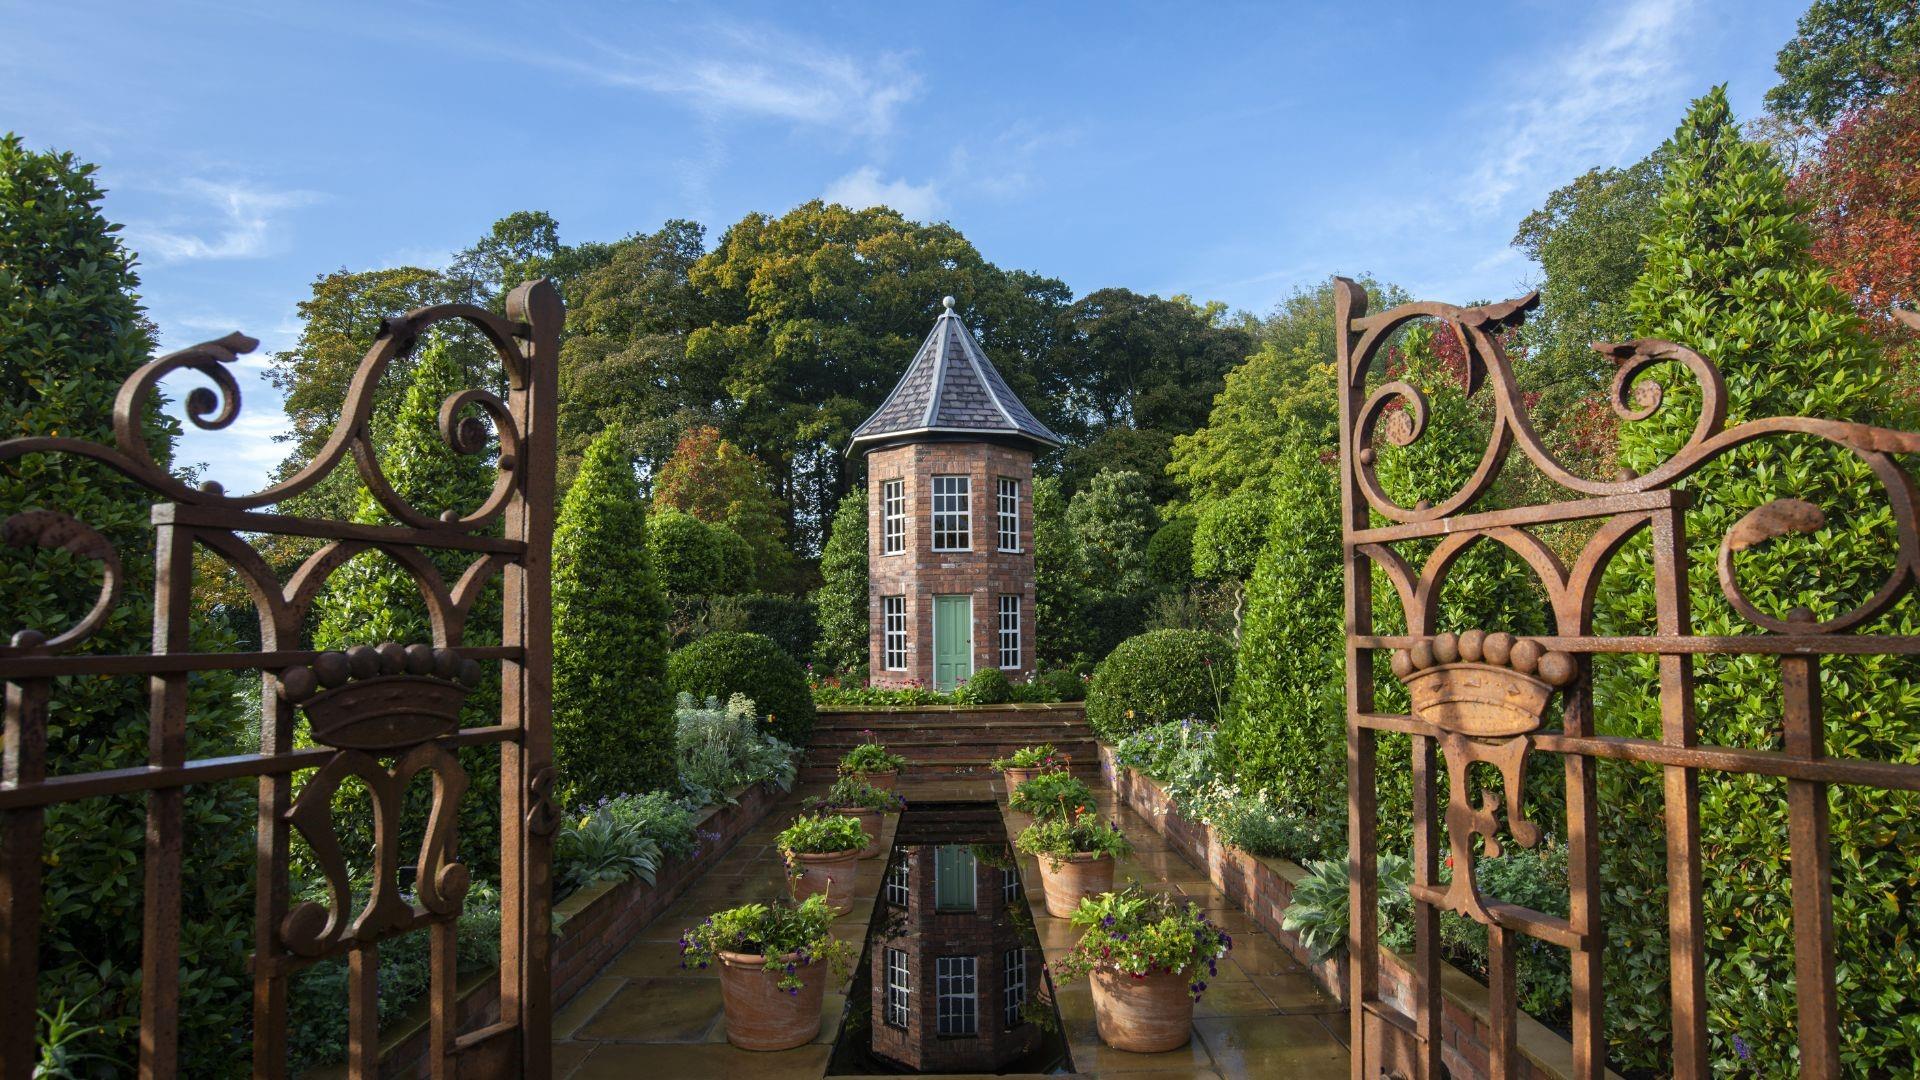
353, 780, 783, 1078
1099, 744, 1621, 1080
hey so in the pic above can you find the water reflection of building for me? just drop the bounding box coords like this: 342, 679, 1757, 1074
868, 804, 1041, 1073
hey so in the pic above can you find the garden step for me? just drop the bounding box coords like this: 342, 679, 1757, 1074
809, 727, 1094, 746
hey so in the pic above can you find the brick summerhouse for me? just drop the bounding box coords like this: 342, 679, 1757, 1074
850, 296, 1063, 690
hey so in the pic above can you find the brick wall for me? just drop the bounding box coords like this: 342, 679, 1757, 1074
865, 440, 1036, 687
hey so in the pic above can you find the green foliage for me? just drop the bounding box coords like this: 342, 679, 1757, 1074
1014, 812, 1133, 865
812, 487, 868, 674
1033, 476, 1093, 667
647, 509, 745, 600
810, 671, 1078, 707
552, 428, 675, 805
837, 741, 907, 774
1767, 0, 1920, 127
708, 592, 819, 662
652, 426, 793, 589
776, 812, 869, 854
1218, 447, 1346, 842
1033, 668, 1088, 702
1007, 773, 1097, 819
668, 631, 817, 745
991, 744, 1070, 772
1144, 516, 1195, 590
590, 790, 699, 860
1282, 855, 1409, 961
1596, 87, 1917, 1074
553, 808, 661, 901
806, 775, 905, 813
1190, 483, 1270, 582
677, 896, 854, 991
1085, 629, 1234, 740
1046, 288, 1255, 450
673, 693, 798, 807
959, 666, 1012, 705
1049, 886, 1232, 996
1207, 793, 1324, 862
1067, 469, 1160, 597
1, 135, 255, 1074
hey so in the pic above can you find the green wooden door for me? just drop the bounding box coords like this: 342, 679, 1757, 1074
934, 595, 972, 690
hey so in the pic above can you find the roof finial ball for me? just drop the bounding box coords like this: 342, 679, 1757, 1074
942, 295, 956, 312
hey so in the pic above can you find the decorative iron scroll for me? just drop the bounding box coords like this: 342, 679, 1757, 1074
1337, 276, 1920, 1080
0, 280, 563, 1079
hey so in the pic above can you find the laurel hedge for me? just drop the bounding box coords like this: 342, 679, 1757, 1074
1084, 629, 1235, 741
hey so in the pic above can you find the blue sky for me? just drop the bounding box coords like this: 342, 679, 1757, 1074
3, 0, 1803, 493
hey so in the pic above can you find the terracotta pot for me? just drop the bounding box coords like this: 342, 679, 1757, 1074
717, 950, 826, 1051
1035, 851, 1114, 918
1089, 965, 1194, 1053
850, 768, 898, 791
1001, 765, 1046, 790
786, 847, 860, 914
827, 805, 883, 858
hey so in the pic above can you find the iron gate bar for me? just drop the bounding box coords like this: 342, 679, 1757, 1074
0, 280, 563, 1079
1333, 275, 1904, 1079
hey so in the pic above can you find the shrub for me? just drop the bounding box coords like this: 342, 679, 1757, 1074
1283, 855, 1410, 962
1034, 476, 1094, 667
1217, 445, 1345, 849
1144, 516, 1195, 589
599, 791, 699, 860
1035, 668, 1086, 702
674, 693, 798, 806
990, 744, 1069, 772
1008, 773, 1097, 819
1049, 886, 1232, 998
669, 631, 816, 745
1209, 793, 1326, 862
1068, 469, 1160, 597
776, 812, 869, 855
678, 897, 854, 991
553, 428, 675, 805
1190, 484, 1270, 582
708, 592, 819, 662
1014, 812, 1132, 866
554, 808, 661, 901
811, 488, 868, 673
1085, 629, 1234, 740
959, 667, 1012, 704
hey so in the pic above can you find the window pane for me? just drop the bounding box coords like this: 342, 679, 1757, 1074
936, 955, 978, 1036
886, 947, 911, 1028
884, 595, 907, 670
931, 475, 970, 551
997, 477, 1020, 552
882, 479, 905, 555
998, 594, 1020, 669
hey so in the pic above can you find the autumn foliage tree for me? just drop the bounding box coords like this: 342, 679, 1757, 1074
651, 426, 791, 588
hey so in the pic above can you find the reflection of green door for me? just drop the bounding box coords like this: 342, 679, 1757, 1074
934, 595, 972, 690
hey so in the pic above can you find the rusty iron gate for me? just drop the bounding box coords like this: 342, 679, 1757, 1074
0, 282, 563, 1077
1336, 278, 1920, 1079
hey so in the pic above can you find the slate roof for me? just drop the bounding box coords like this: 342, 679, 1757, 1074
849, 296, 1064, 455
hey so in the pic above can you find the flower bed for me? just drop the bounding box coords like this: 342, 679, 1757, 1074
1100, 743, 1613, 1080
366, 778, 785, 1078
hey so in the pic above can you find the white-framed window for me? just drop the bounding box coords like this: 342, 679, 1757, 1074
885, 856, 910, 907
934, 845, 977, 911
997, 595, 1021, 670
996, 477, 1020, 552
1003, 948, 1028, 1029
936, 956, 978, 1036
1002, 866, 1019, 904
885, 947, 911, 1029
882, 478, 905, 555
883, 596, 907, 670
931, 475, 970, 552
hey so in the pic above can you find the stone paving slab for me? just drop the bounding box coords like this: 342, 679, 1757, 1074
551, 775, 1347, 1078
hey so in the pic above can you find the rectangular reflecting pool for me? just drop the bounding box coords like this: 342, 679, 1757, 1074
826, 802, 1072, 1075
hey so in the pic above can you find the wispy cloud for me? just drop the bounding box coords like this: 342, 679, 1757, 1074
126, 178, 323, 264
1460, 0, 1692, 215
823, 166, 944, 220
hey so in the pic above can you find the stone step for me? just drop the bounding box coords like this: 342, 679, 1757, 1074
814, 706, 1088, 728
809, 727, 1093, 747
797, 759, 1104, 783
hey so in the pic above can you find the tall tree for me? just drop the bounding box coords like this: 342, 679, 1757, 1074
1032, 475, 1091, 668
1793, 78, 1920, 377
1766, 0, 1920, 128
684, 200, 1069, 547
811, 487, 868, 675
552, 429, 675, 801
651, 426, 792, 588
0, 134, 255, 1073
1597, 87, 1914, 1073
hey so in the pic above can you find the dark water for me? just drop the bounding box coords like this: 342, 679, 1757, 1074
826, 801, 1072, 1076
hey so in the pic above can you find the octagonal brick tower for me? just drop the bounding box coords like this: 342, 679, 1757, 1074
849, 297, 1063, 689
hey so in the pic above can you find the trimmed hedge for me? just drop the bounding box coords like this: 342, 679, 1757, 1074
960, 667, 1013, 705
669, 631, 816, 745
1145, 516, 1195, 589
707, 592, 819, 663
1085, 629, 1235, 741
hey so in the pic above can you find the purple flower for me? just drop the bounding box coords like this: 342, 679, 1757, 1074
1733, 1035, 1750, 1061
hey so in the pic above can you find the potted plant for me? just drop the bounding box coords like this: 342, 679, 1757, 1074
1014, 808, 1133, 917
680, 896, 854, 1051
837, 734, 908, 790
991, 743, 1071, 789
1051, 886, 1233, 1053
805, 775, 905, 859
777, 812, 869, 914
1005, 771, 1097, 834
